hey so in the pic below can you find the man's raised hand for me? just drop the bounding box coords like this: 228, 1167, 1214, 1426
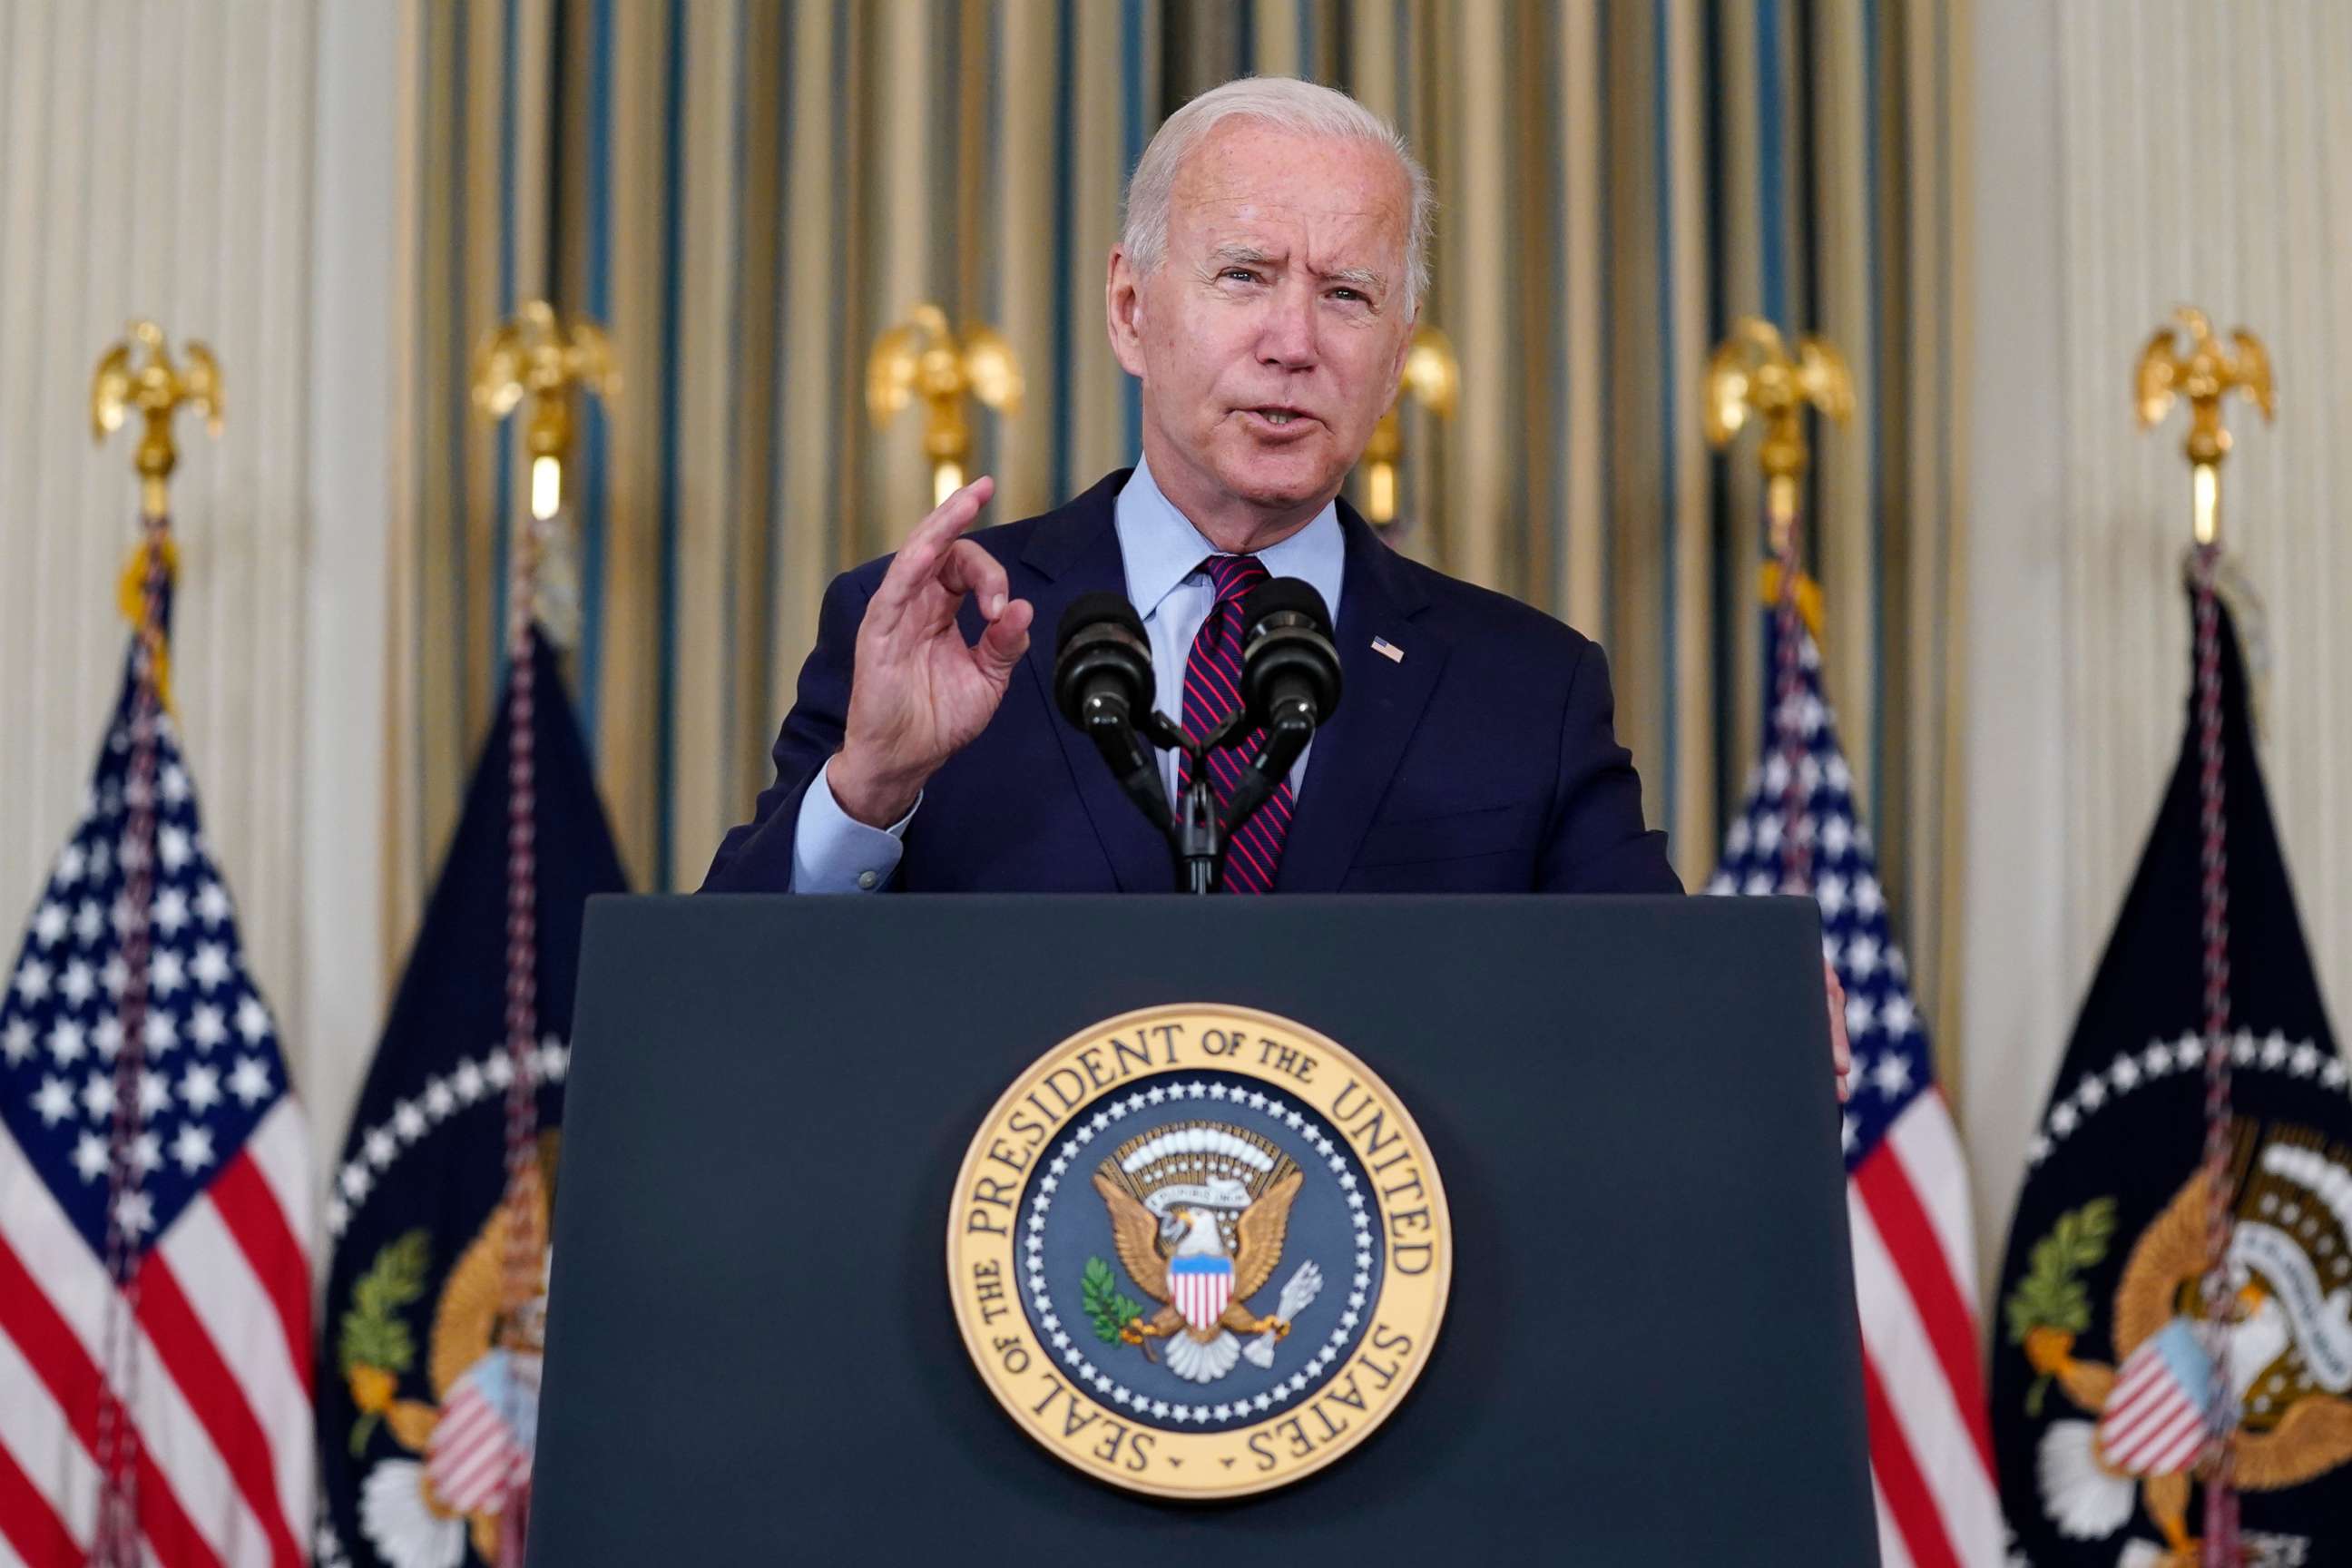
828, 476, 1034, 828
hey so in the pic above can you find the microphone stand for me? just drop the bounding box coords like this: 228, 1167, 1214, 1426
1133, 710, 1230, 894
1130, 708, 1305, 895
1064, 583, 1336, 895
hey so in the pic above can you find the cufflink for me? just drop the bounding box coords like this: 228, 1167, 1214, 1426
857, 870, 879, 890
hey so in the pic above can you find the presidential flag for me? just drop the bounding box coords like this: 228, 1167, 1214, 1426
0, 636, 313, 1565
315, 628, 625, 1568
1991, 595, 2352, 1566
1708, 604, 2003, 1568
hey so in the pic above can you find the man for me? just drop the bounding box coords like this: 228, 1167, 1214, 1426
704, 76, 1682, 903
703, 77, 1850, 1088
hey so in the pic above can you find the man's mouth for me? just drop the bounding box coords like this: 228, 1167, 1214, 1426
1240, 406, 1317, 432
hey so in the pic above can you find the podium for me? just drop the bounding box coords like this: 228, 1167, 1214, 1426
530, 895, 1878, 1564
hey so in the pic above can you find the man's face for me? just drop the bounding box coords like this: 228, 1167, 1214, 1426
1109, 121, 1416, 520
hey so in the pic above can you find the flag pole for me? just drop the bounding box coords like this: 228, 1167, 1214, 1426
2135, 307, 2274, 1568
85, 320, 223, 1566
1702, 318, 1852, 895
473, 300, 614, 1566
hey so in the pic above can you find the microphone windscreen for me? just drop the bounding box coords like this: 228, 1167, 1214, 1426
1058, 591, 1146, 652
1241, 576, 1333, 636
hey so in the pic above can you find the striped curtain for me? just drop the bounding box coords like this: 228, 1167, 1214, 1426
388, 0, 1969, 1032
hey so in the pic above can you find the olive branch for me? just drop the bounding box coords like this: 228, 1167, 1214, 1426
338, 1230, 431, 1454
2003, 1197, 2115, 1416
1081, 1256, 1149, 1357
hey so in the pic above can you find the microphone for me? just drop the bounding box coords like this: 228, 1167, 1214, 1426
1224, 578, 1342, 831
1053, 593, 1171, 824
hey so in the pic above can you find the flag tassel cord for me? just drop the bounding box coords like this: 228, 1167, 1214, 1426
2132, 304, 2274, 1567
85, 320, 222, 1565
473, 298, 617, 1567
89, 509, 168, 1566
2193, 541, 2240, 1565
1768, 477, 1813, 898
500, 512, 544, 1294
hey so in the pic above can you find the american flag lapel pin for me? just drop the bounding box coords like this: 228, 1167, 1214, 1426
1371, 635, 1404, 663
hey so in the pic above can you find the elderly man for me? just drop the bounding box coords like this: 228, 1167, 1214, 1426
706, 74, 1688, 900
704, 79, 1836, 1055
702, 77, 1851, 1089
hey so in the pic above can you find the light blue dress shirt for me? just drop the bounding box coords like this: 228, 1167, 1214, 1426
790, 457, 1347, 893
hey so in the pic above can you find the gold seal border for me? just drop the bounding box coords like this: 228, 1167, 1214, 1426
946, 1002, 1452, 1501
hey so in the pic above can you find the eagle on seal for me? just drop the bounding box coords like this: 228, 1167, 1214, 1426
2027, 1152, 2352, 1567
1094, 1165, 1305, 1384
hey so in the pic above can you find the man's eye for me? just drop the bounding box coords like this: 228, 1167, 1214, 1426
1331, 289, 1365, 304
1221, 269, 1259, 284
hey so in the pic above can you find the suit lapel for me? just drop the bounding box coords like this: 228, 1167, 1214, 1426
1018, 471, 1175, 893
1275, 507, 1446, 891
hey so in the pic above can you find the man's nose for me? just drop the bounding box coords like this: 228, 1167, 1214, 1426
1255, 285, 1319, 369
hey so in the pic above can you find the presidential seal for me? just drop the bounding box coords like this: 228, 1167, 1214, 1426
1997, 1031, 2352, 1567
947, 1004, 1450, 1499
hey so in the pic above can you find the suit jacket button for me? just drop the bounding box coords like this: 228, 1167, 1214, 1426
858, 870, 879, 890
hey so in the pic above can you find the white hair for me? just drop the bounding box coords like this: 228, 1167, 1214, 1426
1120, 76, 1434, 311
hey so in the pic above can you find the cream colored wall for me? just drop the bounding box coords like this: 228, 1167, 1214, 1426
1961, 0, 2352, 1285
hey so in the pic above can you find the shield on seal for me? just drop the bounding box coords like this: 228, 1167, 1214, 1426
2098, 1318, 2220, 1476
1169, 1254, 1234, 1334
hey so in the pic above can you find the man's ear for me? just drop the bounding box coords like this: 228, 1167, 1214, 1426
1106, 246, 1147, 378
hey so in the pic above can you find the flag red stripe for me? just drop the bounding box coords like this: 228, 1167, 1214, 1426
1860, 1353, 1965, 1568
0, 1229, 220, 1568
2124, 1403, 2206, 1472
2111, 1354, 2163, 1404
2112, 1392, 2197, 1454
1855, 1147, 1994, 1470
436, 1424, 515, 1508
132, 1256, 302, 1568
0, 1434, 77, 1567
2104, 1377, 2185, 1450
2143, 1410, 2209, 1473
2107, 1376, 2168, 1430
0, 1228, 94, 1454
206, 1152, 312, 1394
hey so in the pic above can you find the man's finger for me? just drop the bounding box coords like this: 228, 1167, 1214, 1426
974, 596, 1034, 679
939, 537, 1012, 618
907, 475, 995, 564
871, 475, 996, 622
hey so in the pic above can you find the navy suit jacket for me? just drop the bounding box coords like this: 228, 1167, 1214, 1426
701, 470, 1681, 896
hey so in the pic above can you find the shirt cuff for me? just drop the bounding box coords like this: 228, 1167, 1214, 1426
789, 764, 919, 893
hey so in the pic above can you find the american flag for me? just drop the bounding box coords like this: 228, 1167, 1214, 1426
1707, 618, 2002, 1568
0, 653, 312, 1566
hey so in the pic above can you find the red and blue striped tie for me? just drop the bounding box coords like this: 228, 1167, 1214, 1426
1180, 554, 1293, 893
